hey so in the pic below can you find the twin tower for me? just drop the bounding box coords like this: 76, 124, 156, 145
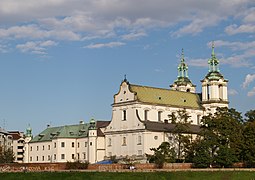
170, 43, 229, 113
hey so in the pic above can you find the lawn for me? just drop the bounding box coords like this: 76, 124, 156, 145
1, 171, 255, 180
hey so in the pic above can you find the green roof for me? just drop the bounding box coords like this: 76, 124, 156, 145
30, 123, 90, 143
129, 84, 203, 109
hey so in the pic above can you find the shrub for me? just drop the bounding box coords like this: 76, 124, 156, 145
66, 160, 89, 169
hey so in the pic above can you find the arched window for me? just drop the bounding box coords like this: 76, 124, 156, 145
144, 110, 149, 120
158, 111, 163, 121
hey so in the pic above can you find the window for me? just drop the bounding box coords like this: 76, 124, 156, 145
30, 157, 32, 161
77, 153, 80, 160
137, 135, 142, 145
108, 138, 112, 146
78, 142, 80, 148
61, 142, 65, 148
72, 142, 75, 147
83, 153, 86, 160
154, 136, 158, 140
197, 115, 201, 125
90, 142, 92, 146
144, 110, 149, 120
158, 111, 162, 121
37, 146, 39, 151
61, 154, 65, 160
123, 110, 127, 120
42, 156, 44, 161
138, 150, 142, 156
42, 145, 44, 150
30, 146, 32, 151
108, 152, 112, 157
54, 154, 56, 160
48, 155, 51, 161
36, 156, 38, 161
54, 142, 56, 148
48, 145, 50, 150
122, 137, 127, 146
85, 142, 87, 147
72, 154, 75, 159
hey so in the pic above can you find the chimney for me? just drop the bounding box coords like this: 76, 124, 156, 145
47, 124, 50, 128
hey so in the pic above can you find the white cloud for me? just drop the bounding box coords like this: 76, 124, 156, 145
243, 74, 255, 88
211, 40, 255, 51
248, 87, 255, 97
228, 89, 238, 96
0, 44, 8, 53
187, 58, 208, 67
84, 42, 125, 49
16, 40, 57, 54
121, 32, 147, 40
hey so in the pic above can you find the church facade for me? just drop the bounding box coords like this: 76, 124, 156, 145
104, 45, 229, 160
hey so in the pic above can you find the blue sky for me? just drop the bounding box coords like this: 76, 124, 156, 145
0, 0, 254, 134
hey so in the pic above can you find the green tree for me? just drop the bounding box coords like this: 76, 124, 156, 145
0, 146, 15, 163
245, 109, 255, 122
146, 142, 176, 168
192, 107, 243, 168
168, 109, 192, 161
243, 116, 255, 167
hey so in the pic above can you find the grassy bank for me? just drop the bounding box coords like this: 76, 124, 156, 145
1, 171, 255, 180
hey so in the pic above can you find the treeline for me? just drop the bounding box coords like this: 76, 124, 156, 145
147, 108, 255, 168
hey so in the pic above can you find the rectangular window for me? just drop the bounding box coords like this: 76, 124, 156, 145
77, 153, 80, 160
48, 145, 50, 150
137, 135, 142, 145
72, 142, 75, 147
122, 137, 127, 146
123, 110, 127, 120
30, 146, 32, 151
61, 154, 65, 160
72, 154, 75, 159
138, 150, 142, 156
42, 145, 44, 150
83, 153, 86, 160
197, 115, 201, 125
54, 154, 56, 160
42, 156, 44, 161
37, 146, 39, 151
90, 142, 92, 146
54, 142, 56, 148
48, 155, 51, 161
78, 142, 80, 148
158, 111, 162, 121
30, 157, 32, 162
36, 156, 38, 161
61, 142, 65, 148
144, 110, 149, 120
108, 138, 112, 146
85, 142, 87, 147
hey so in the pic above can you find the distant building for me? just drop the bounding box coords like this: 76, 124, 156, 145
0, 127, 13, 151
26, 120, 110, 163
8, 131, 25, 163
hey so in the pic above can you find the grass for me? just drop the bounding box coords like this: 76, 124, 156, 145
1, 171, 255, 180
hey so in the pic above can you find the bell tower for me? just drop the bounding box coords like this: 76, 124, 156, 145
201, 42, 228, 113
170, 49, 196, 93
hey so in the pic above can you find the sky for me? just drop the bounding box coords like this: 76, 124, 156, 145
0, 0, 254, 135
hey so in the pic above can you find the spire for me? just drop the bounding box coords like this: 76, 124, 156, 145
177, 48, 188, 78
26, 124, 32, 137
208, 41, 220, 73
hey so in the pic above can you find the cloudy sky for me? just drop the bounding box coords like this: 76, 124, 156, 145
0, 0, 254, 134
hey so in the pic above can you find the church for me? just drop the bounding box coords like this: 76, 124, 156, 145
26, 44, 229, 164
104, 44, 229, 161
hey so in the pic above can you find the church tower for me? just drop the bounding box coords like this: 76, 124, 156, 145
201, 42, 228, 114
170, 49, 196, 93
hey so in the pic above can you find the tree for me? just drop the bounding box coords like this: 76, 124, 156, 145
243, 120, 255, 167
146, 142, 176, 168
168, 109, 192, 161
245, 109, 255, 122
0, 146, 15, 163
191, 107, 243, 168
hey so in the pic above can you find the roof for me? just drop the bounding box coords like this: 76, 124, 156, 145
8, 131, 23, 140
144, 121, 200, 134
129, 84, 203, 109
30, 121, 110, 143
